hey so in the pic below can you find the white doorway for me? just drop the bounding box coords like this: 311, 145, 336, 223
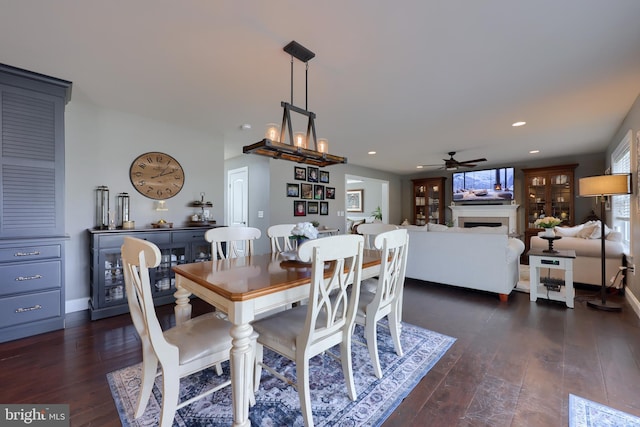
344, 174, 389, 229
227, 167, 250, 255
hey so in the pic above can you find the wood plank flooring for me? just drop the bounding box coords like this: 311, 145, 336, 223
1, 280, 639, 427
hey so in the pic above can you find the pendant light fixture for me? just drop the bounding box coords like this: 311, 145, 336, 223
243, 41, 347, 167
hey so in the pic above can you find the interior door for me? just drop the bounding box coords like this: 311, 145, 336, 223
227, 166, 249, 255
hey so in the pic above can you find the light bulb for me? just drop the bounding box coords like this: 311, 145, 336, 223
294, 132, 306, 149
265, 123, 279, 141
317, 138, 328, 153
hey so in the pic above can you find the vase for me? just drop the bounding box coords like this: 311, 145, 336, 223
543, 228, 555, 237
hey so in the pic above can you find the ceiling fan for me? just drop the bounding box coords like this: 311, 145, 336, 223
421, 151, 487, 170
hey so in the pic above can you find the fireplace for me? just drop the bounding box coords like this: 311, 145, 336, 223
449, 204, 519, 234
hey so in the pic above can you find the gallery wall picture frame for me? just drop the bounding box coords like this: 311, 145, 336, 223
320, 201, 329, 215
307, 166, 319, 182
301, 183, 313, 199
319, 170, 330, 183
294, 166, 306, 181
307, 201, 319, 214
286, 183, 299, 197
294, 200, 306, 216
347, 189, 364, 212
314, 184, 325, 200
326, 187, 336, 199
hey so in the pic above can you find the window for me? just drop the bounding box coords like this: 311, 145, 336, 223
611, 130, 632, 246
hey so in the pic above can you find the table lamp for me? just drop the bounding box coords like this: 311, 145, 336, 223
578, 174, 630, 311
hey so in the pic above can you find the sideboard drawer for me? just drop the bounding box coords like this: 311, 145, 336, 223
0, 290, 61, 328
0, 261, 61, 296
0, 245, 61, 263
98, 232, 171, 248
172, 230, 207, 243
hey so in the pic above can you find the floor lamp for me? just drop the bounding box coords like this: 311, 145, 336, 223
578, 174, 630, 312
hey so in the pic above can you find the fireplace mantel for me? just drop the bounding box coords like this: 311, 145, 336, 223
449, 204, 519, 234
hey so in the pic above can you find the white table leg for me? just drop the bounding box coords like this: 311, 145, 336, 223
565, 259, 574, 308
173, 280, 192, 326
529, 261, 539, 302
230, 322, 254, 427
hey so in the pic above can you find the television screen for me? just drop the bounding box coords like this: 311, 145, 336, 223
452, 167, 514, 202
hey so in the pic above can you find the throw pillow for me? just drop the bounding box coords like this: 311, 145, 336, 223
427, 223, 449, 232
576, 223, 600, 239
554, 224, 583, 237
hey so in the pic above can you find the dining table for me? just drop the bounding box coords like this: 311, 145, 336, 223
172, 249, 382, 427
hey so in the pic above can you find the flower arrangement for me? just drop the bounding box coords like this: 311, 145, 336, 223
534, 216, 562, 228
290, 222, 319, 240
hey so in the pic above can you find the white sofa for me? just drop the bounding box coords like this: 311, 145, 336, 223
529, 221, 626, 287
402, 225, 525, 300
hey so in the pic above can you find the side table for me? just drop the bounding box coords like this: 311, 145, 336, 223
528, 248, 576, 308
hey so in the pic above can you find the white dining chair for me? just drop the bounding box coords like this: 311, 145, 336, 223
354, 228, 409, 378
253, 234, 365, 427
205, 226, 261, 259
267, 223, 296, 253
121, 236, 239, 427
357, 223, 399, 249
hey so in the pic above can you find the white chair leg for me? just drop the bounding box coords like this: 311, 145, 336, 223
364, 319, 383, 379
341, 338, 358, 400
253, 344, 263, 393
135, 352, 158, 418
389, 310, 403, 357
159, 370, 179, 427
297, 355, 314, 427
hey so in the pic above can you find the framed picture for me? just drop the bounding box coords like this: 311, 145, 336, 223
319, 170, 330, 183
301, 183, 313, 199
320, 201, 329, 215
347, 189, 363, 212
314, 184, 324, 200
307, 166, 319, 182
286, 183, 299, 197
326, 187, 336, 199
294, 200, 306, 216
307, 201, 319, 214
294, 166, 306, 181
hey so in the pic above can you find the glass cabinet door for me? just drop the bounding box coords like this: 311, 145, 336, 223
151, 245, 187, 295
526, 175, 547, 228
414, 184, 427, 225
550, 173, 571, 225
428, 184, 440, 223
99, 250, 126, 306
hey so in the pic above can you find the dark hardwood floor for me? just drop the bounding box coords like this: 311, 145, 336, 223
1, 280, 639, 427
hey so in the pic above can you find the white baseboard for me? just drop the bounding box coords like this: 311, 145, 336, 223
66, 298, 89, 314
626, 289, 640, 319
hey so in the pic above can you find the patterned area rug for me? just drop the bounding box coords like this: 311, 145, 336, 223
569, 394, 640, 427
107, 322, 455, 427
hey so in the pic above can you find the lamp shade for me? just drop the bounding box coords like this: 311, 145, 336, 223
579, 174, 630, 197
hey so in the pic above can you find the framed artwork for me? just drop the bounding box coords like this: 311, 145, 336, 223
301, 183, 313, 199
294, 167, 306, 181
286, 183, 299, 197
347, 189, 363, 212
320, 201, 329, 215
307, 166, 319, 182
314, 184, 324, 200
319, 170, 330, 183
307, 201, 319, 214
326, 187, 336, 199
294, 200, 306, 216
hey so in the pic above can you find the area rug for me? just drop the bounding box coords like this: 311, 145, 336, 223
107, 322, 455, 427
569, 394, 640, 427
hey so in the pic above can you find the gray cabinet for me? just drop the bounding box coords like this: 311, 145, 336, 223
0, 64, 71, 343
88, 227, 215, 320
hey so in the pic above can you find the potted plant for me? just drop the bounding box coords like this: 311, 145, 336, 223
371, 206, 382, 222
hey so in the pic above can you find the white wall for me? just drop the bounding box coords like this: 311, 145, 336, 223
64, 100, 225, 311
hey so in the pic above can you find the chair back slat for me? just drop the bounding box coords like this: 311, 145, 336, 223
371, 229, 409, 312
297, 234, 364, 351
205, 226, 261, 259
267, 224, 296, 253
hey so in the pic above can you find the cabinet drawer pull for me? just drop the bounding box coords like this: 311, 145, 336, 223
16, 274, 43, 281
14, 251, 41, 257
15, 304, 43, 313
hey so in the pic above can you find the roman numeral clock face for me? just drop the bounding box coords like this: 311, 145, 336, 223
129, 152, 185, 200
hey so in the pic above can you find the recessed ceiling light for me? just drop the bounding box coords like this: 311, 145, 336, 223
512, 121, 526, 127
529, 150, 540, 154
416, 165, 424, 169
368, 151, 377, 155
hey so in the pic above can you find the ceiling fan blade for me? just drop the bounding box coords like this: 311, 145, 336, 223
459, 163, 477, 168
458, 158, 487, 164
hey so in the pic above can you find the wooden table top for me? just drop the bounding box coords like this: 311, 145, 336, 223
173, 250, 381, 302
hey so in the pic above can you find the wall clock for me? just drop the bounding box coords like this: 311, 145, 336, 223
129, 152, 185, 200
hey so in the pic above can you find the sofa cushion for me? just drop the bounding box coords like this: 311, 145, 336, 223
427, 223, 448, 232
576, 223, 600, 239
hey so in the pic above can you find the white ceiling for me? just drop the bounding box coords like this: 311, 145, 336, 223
1, 0, 639, 175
